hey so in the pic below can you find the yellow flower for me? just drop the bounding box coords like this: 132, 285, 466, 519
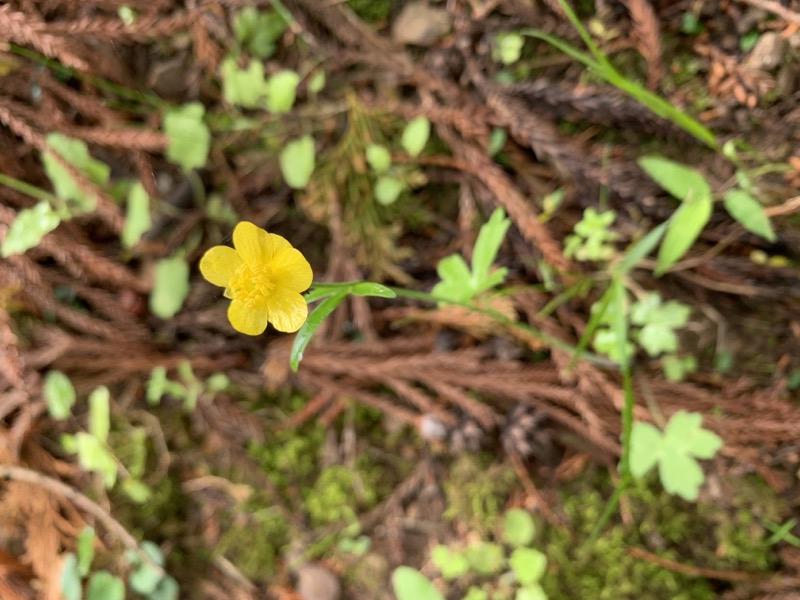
199, 221, 313, 335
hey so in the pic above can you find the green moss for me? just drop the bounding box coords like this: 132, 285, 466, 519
305, 464, 379, 527
541, 469, 785, 599
215, 496, 289, 579
443, 454, 517, 534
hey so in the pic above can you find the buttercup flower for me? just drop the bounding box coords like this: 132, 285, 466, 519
199, 221, 313, 335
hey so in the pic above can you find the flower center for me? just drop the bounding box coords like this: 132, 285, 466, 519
228, 262, 275, 307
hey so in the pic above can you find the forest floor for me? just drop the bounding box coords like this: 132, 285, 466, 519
1, 1, 800, 599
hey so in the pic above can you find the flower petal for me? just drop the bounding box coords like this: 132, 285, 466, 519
267, 287, 309, 332
270, 247, 313, 293
228, 298, 269, 335
267, 232, 292, 253
233, 221, 273, 265
199, 246, 242, 287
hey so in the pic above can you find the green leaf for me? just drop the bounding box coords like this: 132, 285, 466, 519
59, 553, 82, 600
128, 542, 166, 595
279, 135, 315, 189
493, 32, 525, 65
616, 221, 668, 275
638, 156, 711, 202
86, 571, 124, 600
221, 57, 267, 108
487, 127, 507, 156
632, 411, 722, 500
43, 370, 76, 420
265, 69, 300, 113
464, 587, 488, 600
149, 575, 179, 600
122, 181, 151, 248
502, 508, 535, 547
129, 562, 163, 595
42, 133, 110, 211
374, 175, 405, 205
631, 293, 691, 356
121, 478, 152, 503
149, 255, 190, 318
629, 421, 662, 477
233, 7, 286, 58
661, 354, 697, 381
308, 70, 326, 94
401, 116, 431, 157
564, 207, 618, 261
659, 450, 704, 500
516, 584, 548, 600
509, 547, 546, 585
74, 432, 117, 488
656, 194, 712, 275
664, 410, 722, 458
365, 144, 392, 173
164, 102, 210, 172
88, 386, 110, 443
349, 282, 396, 298
463, 541, 505, 575
391, 566, 445, 600
472, 208, 511, 285
723, 189, 776, 242
290, 290, 347, 371
76, 526, 95, 577
432, 254, 472, 303
431, 545, 469, 580
1, 201, 62, 257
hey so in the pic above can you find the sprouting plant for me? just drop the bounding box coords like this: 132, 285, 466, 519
232, 6, 288, 59
279, 135, 315, 189
431, 207, 511, 303
629, 292, 691, 356
630, 410, 722, 501
44, 372, 153, 502
60, 528, 179, 600
393, 508, 549, 600
563, 207, 618, 261
592, 291, 689, 357
199, 221, 313, 335
363, 115, 431, 205
146, 361, 229, 411
492, 32, 525, 65
163, 102, 210, 173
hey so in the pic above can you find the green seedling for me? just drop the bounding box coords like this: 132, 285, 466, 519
432, 208, 511, 303
163, 102, 210, 172
564, 207, 618, 261
233, 6, 287, 59
279, 135, 315, 189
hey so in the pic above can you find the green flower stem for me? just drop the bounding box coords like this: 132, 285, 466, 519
385, 286, 616, 367
0, 172, 59, 205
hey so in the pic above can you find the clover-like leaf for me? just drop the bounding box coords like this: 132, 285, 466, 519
221, 57, 267, 108
630, 411, 722, 501
631, 293, 690, 357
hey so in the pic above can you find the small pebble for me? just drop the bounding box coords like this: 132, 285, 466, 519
391, 2, 452, 47
296, 563, 341, 600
